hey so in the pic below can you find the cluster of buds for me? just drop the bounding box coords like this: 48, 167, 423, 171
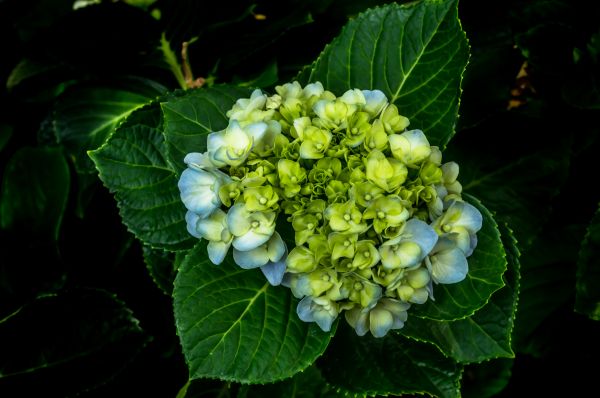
178, 82, 482, 338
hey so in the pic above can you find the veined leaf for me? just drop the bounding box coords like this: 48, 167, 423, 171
143, 246, 185, 295
162, 85, 251, 172
401, 223, 520, 363
55, 78, 166, 173
0, 289, 148, 396
575, 203, 600, 320
173, 243, 334, 383
411, 194, 507, 320
301, 0, 469, 148
89, 103, 194, 250
318, 323, 462, 398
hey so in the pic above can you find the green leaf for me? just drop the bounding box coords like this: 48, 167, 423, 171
575, 202, 600, 320
54, 78, 166, 173
318, 323, 462, 398
462, 358, 513, 398
0, 146, 70, 240
0, 289, 148, 396
143, 245, 185, 295
301, 0, 469, 148
89, 103, 194, 250
401, 222, 519, 363
237, 365, 335, 398
411, 194, 507, 320
173, 243, 334, 383
162, 85, 252, 172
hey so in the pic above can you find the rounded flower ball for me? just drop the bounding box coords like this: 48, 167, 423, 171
177, 81, 482, 338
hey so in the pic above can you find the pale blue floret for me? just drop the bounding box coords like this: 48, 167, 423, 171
425, 237, 468, 284
361, 89, 388, 117
296, 296, 338, 332
178, 168, 229, 218
379, 219, 439, 269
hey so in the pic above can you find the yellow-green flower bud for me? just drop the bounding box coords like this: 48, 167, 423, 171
351, 240, 381, 270
343, 112, 371, 148
363, 119, 388, 152
292, 212, 319, 245
363, 195, 410, 234
286, 245, 318, 273
328, 232, 358, 260
380, 104, 410, 134
343, 274, 382, 309
349, 181, 384, 209
389, 129, 431, 167
420, 162, 443, 185
298, 126, 332, 159
313, 99, 355, 130
278, 159, 307, 198
243, 185, 279, 212
324, 201, 366, 233
365, 150, 407, 191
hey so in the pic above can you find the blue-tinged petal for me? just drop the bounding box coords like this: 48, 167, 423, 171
369, 306, 394, 338
233, 244, 270, 269
196, 209, 226, 241
178, 168, 221, 217
232, 229, 272, 251
403, 219, 438, 256
226, 204, 251, 236
260, 257, 287, 286
303, 82, 324, 98
455, 202, 483, 232
245, 122, 268, 144
296, 296, 315, 322
362, 89, 388, 117
344, 306, 369, 336
207, 240, 231, 265
429, 240, 468, 284
267, 232, 286, 262
183, 152, 216, 170
185, 211, 202, 239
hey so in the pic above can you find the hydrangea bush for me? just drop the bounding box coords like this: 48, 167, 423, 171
88, 0, 517, 395
179, 82, 482, 337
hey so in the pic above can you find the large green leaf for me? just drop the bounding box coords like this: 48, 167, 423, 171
300, 0, 469, 148
0, 146, 70, 241
143, 245, 185, 295
237, 365, 335, 398
318, 323, 462, 398
89, 103, 194, 251
401, 223, 519, 363
575, 203, 600, 320
411, 195, 507, 320
173, 243, 334, 384
0, 289, 148, 396
54, 78, 166, 173
162, 85, 251, 172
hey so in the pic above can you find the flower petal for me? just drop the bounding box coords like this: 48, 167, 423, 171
369, 306, 394, 338
233, 244, 270, 269
260, 257, 287, 286
430, 244, 468, 284
207, 240, 231, 265
185, 211, 202, 239
232, 229, 272, 251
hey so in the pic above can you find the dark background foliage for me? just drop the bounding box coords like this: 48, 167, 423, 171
0, 0, 598, 396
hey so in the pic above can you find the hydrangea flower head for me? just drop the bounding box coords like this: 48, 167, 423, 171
178, 83, 482, 337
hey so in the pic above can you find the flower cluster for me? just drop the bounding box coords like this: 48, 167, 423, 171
178, 81, 482, 338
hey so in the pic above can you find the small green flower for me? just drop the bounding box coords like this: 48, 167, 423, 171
277, 159, 307, 198
345, 298, 410, 337
243, 185, 279, 212
299, 126, 333, 159
363, 195, 410, 234
380, 103, 410, 134
328, 231, 358, 261
324, 200, 366, 233
365, 150, 407, 191
342, 274, 382, 309
389, 129, 431, 167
